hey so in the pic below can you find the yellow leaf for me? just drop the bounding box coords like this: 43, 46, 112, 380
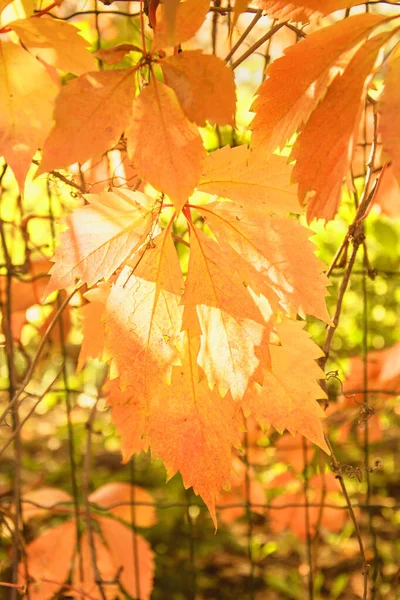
161, 50, 236, 126
152, 0, 209, 51
251, 14, 386, 154
40, 68, 135, 174
292, 31, 392, 221
127, 79, 205, 212
197, 145, 299, 214
45, 189, 155, 296
243, 318, 329, 452
10, 16, 97, 75
0, 40, 59, 189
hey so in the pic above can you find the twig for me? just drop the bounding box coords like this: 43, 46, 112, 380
231, 23, 285, 70
225, 9, 263, 63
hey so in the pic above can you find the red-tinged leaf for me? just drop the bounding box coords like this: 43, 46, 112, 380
379, 42, 400, 186
104, 228, 183, 393
152, 0, 209, 50
89, 482, 157, 527
98, 517, 155, 600
197, 306, 270, 400
39, 69, 136, 174
94, 43, 139, 65
18, 520, 76, 600
44, 189, 155, 297
127, 79, 205, 212
78, 283, 111, 370
182, 224, 264, 333
251, 14, 386, 155
269, 473, 346, 538
259, 0, 375, 22
21, 487, 73, 521
105, 379, 150, 460
0, 40, 59, 190
243, 318, 329, 452
10, 16, 97, 75
161, 50, 236, 126
197, 145, 299, 214
150, 332, 243, 527
72, 532, 120, 600
292, 31, 392, 221
198, 200, 331, 323
371, 164, 400, 219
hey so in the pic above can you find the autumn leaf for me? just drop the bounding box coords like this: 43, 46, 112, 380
152, 0, 209, 50
197, 199, 331, 322
251, 14, 386, 155
161, 50, 236, 126
243, 318, 329, 452
89, 482, 157, 527
18, 520, 76, 600
104, 225, 183, 393
378, 42, 400, 186
9, 16, 97, 74
150, 332, 243, 527
94, 43, 139, 65
292, 31, 392, 221
0, 40, 59, 189
127, 79, 205, 213
182, 223, 264, 332
44, 189, 155, 297
197, 145, 300, 214
77, 283, 111, 370
231, 0, 249, 32
259, 0, 375, 22
39, 68, 136, 174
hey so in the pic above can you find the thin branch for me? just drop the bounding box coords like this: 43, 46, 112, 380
231, 23, 285, 70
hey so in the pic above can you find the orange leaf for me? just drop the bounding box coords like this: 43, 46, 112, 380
198, 145, 299, 213
77, 283, 111, 370
98, 517, 155, 600
182, 224, 264, 333
199, 200, 331, 322
94, 43, 139, 65
161, 50, 236, 126
251, 14, 386, 155
44, 189, 155, 296
127, 79, 205, 212
18, 520, 76, 600
150, 332, 243, 527
292, 31, 392, 221
218, 456, 266, 524
152, 0, 209, 50
40, 69, 136, 174
231, 0, 249, 32
0, 40, 59, 189
275, 433, 316, 472
21, 487, 73, 521
243, 318, 329, 452
89, 482, 157, 527
379, 42, 400, 186
259, 0, 376, 22
10, 16, 97, 75
72, 531, 120, 600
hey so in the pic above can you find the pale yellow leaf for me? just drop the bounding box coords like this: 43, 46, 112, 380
10, 16, 97, 75
45, 189, 155, 296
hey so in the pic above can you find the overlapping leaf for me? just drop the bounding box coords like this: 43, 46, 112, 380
251, 14, 386, 155
378, 42, 400, 185
260, 0, 373, 22
44, 189, 155, 296
152, 0, 209, 50
127, 79, 205, 212
39, 69, 136, 174
9, 16, 97, 74
0, 40, 59, 189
